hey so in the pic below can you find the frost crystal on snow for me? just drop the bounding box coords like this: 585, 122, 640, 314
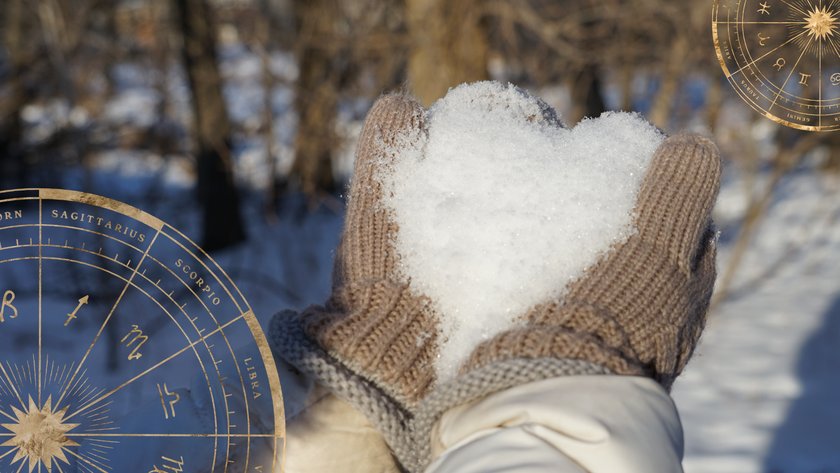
379, 81, 664, 382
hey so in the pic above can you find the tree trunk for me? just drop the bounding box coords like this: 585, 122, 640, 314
570, 63, 606, 122
648, 33, 689, 129
0, 0, 28, 186
406, 0, 489, 106
174, 0, 246, 251
822, 134, 840, 173
255, 0, 280, 217
290, 0, 339, 198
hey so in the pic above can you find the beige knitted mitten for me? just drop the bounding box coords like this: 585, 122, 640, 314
465, 133, 721, 389
302, 94, 438, 405
270, 94, 440, 465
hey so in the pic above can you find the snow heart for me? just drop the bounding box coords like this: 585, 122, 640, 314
380, 82, 664, 382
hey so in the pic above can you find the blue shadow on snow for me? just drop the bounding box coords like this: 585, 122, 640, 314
763, 292, 840, 473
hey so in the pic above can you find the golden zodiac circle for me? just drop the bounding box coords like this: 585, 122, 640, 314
0, 189, 285, 472
713, 0, 840, 131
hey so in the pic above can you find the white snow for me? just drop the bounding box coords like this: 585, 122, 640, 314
673, 167, 840, 473
380, 81, 664, 382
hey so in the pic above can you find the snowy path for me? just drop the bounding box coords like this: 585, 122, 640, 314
674, 171, 840, 473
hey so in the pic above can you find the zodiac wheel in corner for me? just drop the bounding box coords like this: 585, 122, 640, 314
714, 0, 840, 131
0, 189, 285, 472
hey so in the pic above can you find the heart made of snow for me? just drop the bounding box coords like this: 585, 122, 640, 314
379, 82, 664, 383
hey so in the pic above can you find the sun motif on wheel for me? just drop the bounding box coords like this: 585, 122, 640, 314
804, 5, 837, 39
2, 396, 80, 472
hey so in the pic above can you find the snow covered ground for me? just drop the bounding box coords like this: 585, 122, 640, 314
674, 167, 840, 473
13, 43, 840, 472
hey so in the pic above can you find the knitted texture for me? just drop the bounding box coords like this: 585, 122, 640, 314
280, 93, 440, 409
463, 134, 721, 391
270, 311, 415, 467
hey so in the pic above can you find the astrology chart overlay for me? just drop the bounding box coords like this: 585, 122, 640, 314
0, 189, 284, 473
713, 0, 840, 131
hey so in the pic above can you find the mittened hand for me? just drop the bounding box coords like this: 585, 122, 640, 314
301, 94, 441, 407
269, 94, 444, 469
463, 133, 721, 390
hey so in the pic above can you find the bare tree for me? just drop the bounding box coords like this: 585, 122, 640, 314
289, 0, 341, 198
292, 0, 350, 196
174, 0, 246, 251
255, 1, 282, 217
0, 0, 28, 186
285, 0, 408, 198
406, 0, 489, 106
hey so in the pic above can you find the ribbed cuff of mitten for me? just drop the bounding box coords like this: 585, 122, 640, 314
407, 357, 612, 472
303, 280, 439, 405
462, 323, 648, 379
269, 310, 415, 467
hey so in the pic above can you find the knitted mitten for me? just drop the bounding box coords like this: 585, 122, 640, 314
466, 133, 720, 388
412, 133, 721, 471
270, 93, 438, 466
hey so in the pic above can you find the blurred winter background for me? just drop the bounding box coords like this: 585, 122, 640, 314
0, 0, 838, 471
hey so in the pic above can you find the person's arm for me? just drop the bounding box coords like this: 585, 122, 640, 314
426, 376, 683, 473
276, 354, 400, 473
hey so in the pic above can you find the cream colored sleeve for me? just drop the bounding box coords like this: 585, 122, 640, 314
425, 376, 685, 473
277, 354, 400, 473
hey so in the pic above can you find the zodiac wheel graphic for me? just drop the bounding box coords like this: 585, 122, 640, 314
713, 0, 840, 131
0, 189, 284, 472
